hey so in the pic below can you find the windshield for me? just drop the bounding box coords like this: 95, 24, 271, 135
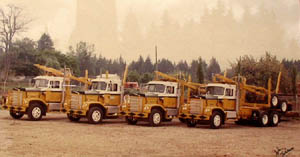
34, 79, 49, 88
206, 86, 225, 96
91, 81, 107, 91
148, 84, 165, 93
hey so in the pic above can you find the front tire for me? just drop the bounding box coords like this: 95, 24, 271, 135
210, 111, 223, 129
27, 103, 43, 121
125, 116, 138, 125
67, 114, 81, 122
9, 111, 24, 119
87, 107, 104, 124
149, 109, 162, 127
269, 111, 280, 127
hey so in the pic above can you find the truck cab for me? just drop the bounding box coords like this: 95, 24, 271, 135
120, 80, 181, 126
1, 76, 66, 121
206, 83, 236, 100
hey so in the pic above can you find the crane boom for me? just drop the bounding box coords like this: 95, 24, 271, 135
34, 64, 91, 85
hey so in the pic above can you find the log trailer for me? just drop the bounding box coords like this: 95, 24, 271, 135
64, 66, 128, 124
0, 64, 90, 121
120, 71, 200, 126
179, 72, 287, 129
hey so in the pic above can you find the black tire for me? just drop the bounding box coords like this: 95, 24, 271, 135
271, 95, 279, 108
149, 109, 162, 127
179, 118, 186, 123
27, 103, 43, 121
87, 107, 104, 124
279, 101, 288, 113
210, 111, 223, 129
269, 111, 280, 127
125, 116, 138, 125
186, 119, 197, 127
9, 111, 24, 119
258, 112, 269, 127
67, 114, 81, 122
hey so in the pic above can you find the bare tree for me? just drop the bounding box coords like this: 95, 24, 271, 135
0, 4, 30, 91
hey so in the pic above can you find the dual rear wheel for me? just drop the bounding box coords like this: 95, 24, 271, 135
258, 111, 279, 127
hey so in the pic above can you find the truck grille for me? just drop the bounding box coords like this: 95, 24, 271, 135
190, 99, 203, 115
129, 96, 142, 112
11, 91, 22, 106
70, 94, 82, 110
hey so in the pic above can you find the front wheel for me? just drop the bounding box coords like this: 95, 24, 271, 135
125, 116, 138, 125
9, 111, 24, 119
210, 111, 223, 129
27, 103, 43, 121
149, 109, 162, 127
67, 114, 81, 122
87, 107, 104, 124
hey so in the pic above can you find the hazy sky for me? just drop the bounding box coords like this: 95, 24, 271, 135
1, 0, 300, 68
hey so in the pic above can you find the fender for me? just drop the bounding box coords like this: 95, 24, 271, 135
85, 101, 106, 110
26, 98, 47, 108
203, 106, 225, 116
144, 104, 166, 113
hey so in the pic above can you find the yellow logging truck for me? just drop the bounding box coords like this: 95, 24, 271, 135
0, 64, 90, 121
64, 66, 128, 124
179, 73, 287, 129
120, 71, 199, 126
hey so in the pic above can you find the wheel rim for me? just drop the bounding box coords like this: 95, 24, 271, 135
273, 113, 279, 124
262, 114, 268, 125
32, 107, 41, 119
272, 96, 278, 107
214, 115, 221, 127
92, 110, 101, 122
153, 113, 161, 124
281, 102, 287, 112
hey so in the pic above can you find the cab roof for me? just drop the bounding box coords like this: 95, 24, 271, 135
148, 81, 178, 87
34, 76, 64, 81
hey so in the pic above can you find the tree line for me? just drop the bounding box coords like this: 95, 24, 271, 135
0, 4, 299, 94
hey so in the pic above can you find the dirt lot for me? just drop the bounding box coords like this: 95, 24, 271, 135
0, 110, 299, 157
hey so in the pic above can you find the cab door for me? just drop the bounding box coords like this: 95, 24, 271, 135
45, 81, 62, 103
104, 83, 121, 106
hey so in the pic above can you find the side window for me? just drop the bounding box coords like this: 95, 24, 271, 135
50, 81, 60, 89
112, 84, 118, 91
54, 81, 60, 88
166, 86, 175, 94
50, 81, 54, 88
225, 88, 233, 96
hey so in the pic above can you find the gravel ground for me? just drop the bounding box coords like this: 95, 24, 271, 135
0, 110, 299, 157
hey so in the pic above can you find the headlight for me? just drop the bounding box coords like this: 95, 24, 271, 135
182, 106, 187, 111
204, 108, 211, 113
144, 106, 150, 111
